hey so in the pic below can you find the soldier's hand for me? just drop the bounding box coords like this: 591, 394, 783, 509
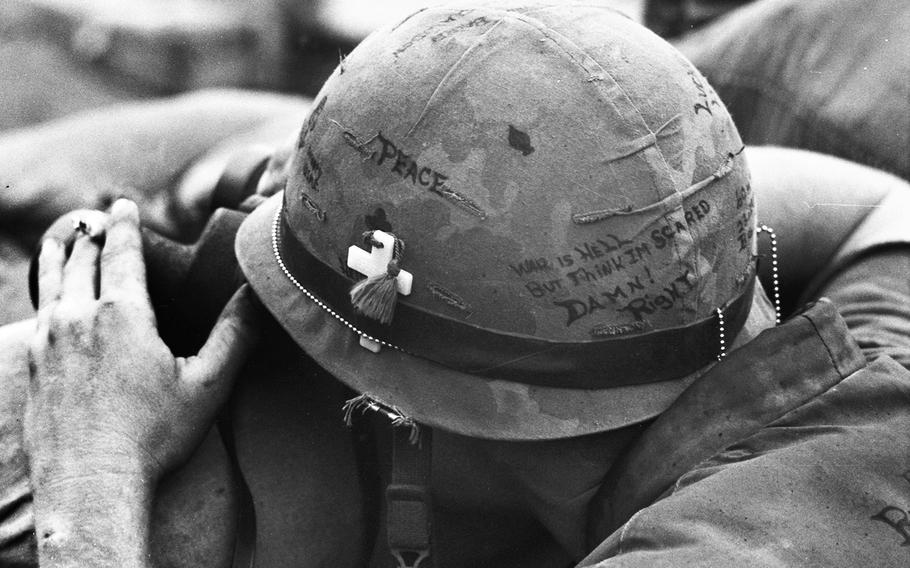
234, 134, 297, 213
24, 198, 260, 488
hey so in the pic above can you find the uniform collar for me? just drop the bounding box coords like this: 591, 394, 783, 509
588, 298, 866, 543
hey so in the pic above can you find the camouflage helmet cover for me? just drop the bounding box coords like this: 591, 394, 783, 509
236, 0, 759, 439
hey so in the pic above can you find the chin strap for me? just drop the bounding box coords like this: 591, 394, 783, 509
387, 425, 434, 568
342, 393, 434, 567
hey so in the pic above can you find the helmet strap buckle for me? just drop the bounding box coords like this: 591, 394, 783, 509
390, 548, 431, 568
387, 426, 434, 568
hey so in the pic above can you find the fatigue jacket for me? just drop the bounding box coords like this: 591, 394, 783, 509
355, 294, 910, 567
579, 301, 910, 566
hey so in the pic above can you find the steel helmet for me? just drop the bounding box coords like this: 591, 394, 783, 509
236, 0, 771, 440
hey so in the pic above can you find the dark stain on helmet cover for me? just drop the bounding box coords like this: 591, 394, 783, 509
508, 125, 535, 156
365, 208, 393, 232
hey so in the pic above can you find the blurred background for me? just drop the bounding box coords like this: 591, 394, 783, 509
0, 0, 751, 130
0, 0, 906, 326
0, 0, 751, 322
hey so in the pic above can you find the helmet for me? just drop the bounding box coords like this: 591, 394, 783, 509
236, 0, 770, 440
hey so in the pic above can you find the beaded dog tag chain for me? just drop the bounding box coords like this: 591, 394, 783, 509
717, 224, 780, 361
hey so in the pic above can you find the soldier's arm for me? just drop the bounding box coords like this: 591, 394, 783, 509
0, 318, 240, 568
0, 89, 308, 244
24, 200, 260, 567
747, 145, 910, 316
748, 146, 910, 366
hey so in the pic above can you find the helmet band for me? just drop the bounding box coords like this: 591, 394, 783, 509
273, 203, 755, 389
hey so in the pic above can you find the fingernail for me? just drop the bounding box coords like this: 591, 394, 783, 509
111, 198, 139, 219
39, 238, 61, 255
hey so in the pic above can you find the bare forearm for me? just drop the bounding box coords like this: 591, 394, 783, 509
31, 471, 154, 568
748, 146, 896, 273
24, 201, 258, 568
747, 145, 909, 311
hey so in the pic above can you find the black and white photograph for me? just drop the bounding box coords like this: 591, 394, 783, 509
0, 0, 908, 566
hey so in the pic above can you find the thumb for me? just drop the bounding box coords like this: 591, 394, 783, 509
180, 283, 262, 405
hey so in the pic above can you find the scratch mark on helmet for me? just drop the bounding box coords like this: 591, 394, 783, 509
329, 119, 378, 161
431, 182, 487, 219
427, 282, 472, 315
590, 320, 650, 338
300, 191, 326, 222
572, 146, 743, 224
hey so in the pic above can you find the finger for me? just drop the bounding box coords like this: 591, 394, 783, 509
61, 234, 102, 302
256, 141, 294, 198
180, 285, 262, 404
238, 193, 267, 213
37, 239, 65, 312
100, 199, 149, 303
42, 210, 110, 252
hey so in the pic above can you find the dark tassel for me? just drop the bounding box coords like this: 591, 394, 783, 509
350, 260, 401, 324
350, 227, 406, 326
